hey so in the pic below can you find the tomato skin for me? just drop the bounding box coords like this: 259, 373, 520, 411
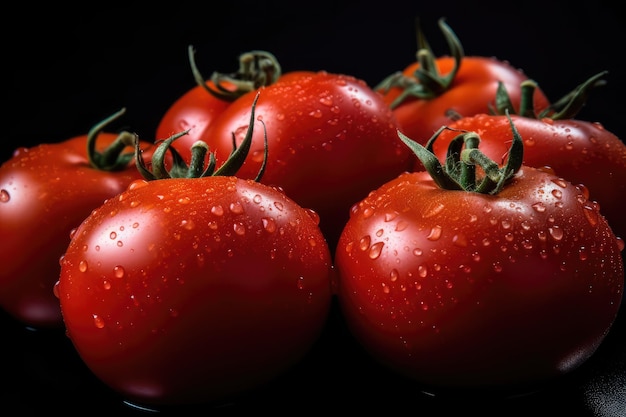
379, 56, 551, 144
202, 71, 414, 251
335, 167, 623, 392
430, 114, 626, 240
56, 176, 333, 406
155, 80, 232, 155
0, 134, 150, 329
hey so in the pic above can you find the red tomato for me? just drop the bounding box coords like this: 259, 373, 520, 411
201, 71, 414, 252
376, 18, 550, 144
56, 174, 333, 406
428, 77, 626, 240
0, 109, 155, 329
156, 48, 283, 161
335, 127, 624, 393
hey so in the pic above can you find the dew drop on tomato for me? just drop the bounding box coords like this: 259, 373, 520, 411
368, 242, 384, 260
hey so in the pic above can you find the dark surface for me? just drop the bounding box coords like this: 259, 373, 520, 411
2, 299, 625, 415
2, 1, 626, 415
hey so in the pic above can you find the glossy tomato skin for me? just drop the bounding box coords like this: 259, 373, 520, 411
155, 80, 232, 157
0, 135, 150, 329
201, 71, 414, 251
430, 114, 626, 240
56, 176, 333, 406
379, 56, 551, 144
335, 168, 624, 392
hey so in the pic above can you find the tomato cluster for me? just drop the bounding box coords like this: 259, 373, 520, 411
1, 17, 624, 410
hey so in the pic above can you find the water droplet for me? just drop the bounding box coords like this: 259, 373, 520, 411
233, 222, 246, 235
427, 225, 442, 241
384, 211, 398, 222
583, 204, 599, 226
103, 280, 111, 290
273, 201, 284, 211
211, 205, 224, 216
452, 234, 468, 247
548, 226, 564, 241
79, 260, 88, 272
532, 202, 546, 212
492, 262, 502, 273
418, 264, 428, 278
382, 283, 390, 294
413, 248, 423, 256
181, 219, 195, 230
304, 208, 320, 225
395, 220, 408, 231
93, 314, 105, 329
114, 265, 125, 278
262, 217, 277, 233
253, 194, 262, 204
109, 231, 117, 239
359, 235, 371, 251
229, 201, 244, 214
369, 242, 384, 259
0, 189, 9, 202
362, 206, 374, 218
390, 269, 399, 282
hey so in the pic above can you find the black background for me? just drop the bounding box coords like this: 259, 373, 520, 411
2, 1, 625, 415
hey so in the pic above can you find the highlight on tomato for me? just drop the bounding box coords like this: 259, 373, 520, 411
55, 93, 334, 407
334, 117, 624, 396
376, 17, 551, 146
428, 72, 626, 240
0, 109, 156, 329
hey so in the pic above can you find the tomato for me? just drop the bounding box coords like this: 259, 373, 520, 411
376, 18, 550, 145
55, 100, 334, 406
156, 47, 283, 161
0, 109, 156, 329
201, 71, 414, 252
334, 124, 624, 394
429, 74, 626, 240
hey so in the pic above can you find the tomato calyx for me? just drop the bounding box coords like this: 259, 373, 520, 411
376, 17, 464, 108
399, 113, 523, 194
86, 108, 138, 171
136, 92, 267, 181
189, 45, 282, 102
491, 71, 608, 119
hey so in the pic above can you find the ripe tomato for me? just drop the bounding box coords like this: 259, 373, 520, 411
201, 71, 414, 252
55, 102, 334, 406
0, 109, 155, 329
429, 75, 626, 240
376, 18, 550, 145
56, 176, 333, 408
156, 47, 283, 161
335, 126, 624, 394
